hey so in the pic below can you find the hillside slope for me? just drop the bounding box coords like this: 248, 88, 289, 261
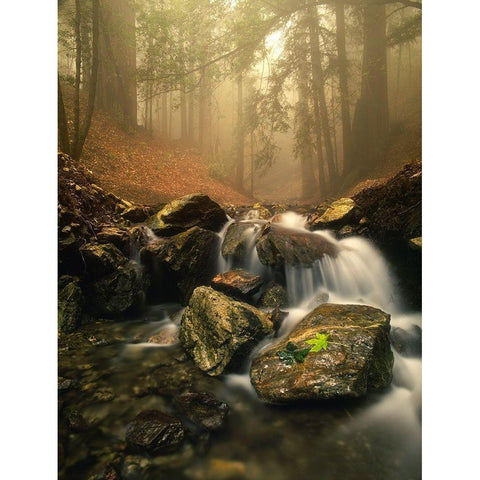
62, 86, 253, 206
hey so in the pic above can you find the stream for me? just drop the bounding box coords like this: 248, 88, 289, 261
58, 211, 421, 480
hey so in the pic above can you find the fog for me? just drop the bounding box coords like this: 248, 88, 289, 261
58, 0, 422, 203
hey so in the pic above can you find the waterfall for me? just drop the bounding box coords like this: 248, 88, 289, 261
219, 211, 421, 435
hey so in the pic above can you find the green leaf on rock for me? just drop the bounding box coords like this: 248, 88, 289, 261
293, 348, 311, 363
277, 343, 311, 365
305, 333, 330, 352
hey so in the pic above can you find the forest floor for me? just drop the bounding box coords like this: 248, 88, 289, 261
61, 85, 420, 207
62, 87, 253, 207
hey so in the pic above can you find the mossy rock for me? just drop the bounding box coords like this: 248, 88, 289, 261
58, 281, 84, 333
250, 303, 393, 403
146, 193, 227, 236
180, 287, 273, 376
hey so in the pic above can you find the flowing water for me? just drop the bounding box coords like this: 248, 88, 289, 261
59, 212, 421, 480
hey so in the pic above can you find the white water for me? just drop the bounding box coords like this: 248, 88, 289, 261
218, 211, 421, 440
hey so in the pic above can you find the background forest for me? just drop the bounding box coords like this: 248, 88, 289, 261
58, 0, 421, 204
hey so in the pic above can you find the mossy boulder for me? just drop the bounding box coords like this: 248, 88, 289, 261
250, 303, 393, 403
58, 281, 84, 333
79, 243, 127, 279
146, 193, 227, 236
307, 198, 359, 230
256, 224, 338, 268
88, 262, 147, 316
140, 226, 220, 305
180, 286, 273, 376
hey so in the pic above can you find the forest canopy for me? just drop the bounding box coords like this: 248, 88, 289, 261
58, 0, 422, 202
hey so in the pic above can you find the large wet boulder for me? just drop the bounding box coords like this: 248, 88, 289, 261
88, 262, 147, 316
250, 303, 393, 403
256, 224, 338, 268
352, 160, 422, 243
58, 280, 84, 333
126, 410, 185, 455
79, 243, 127, 279
221, 221, 261, 265
211, 270, 263, 302
140, 226, 220, 305
180, 287, 273, 376
307, 198, 360, 230
146, 193, 228, 236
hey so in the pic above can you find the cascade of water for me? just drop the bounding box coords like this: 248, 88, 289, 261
221, 211, 421, 437
216, 218, 234, 273
129, 226, 158, 262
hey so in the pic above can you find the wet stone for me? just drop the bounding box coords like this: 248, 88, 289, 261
125, 410, 185, 455
390, 325, 422, 357
68, 410, 90, 432
211, 269, 263, 302
173, 392, 229, 431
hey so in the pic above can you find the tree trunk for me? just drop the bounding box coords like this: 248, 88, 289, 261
235, 73, 245, 190
307, 6, 337, 194
199, 66, 212, 156
188, 85, 195, 143
97, 0, 136, 130
296, 37, 316, 200
180, 86, 187, 141
352, 0, 389, 172
73, 0, 82, 156
58, 75, 71, 155
162, 90, 168, 137
335, 1, 354, 176
72, 0, 99, 160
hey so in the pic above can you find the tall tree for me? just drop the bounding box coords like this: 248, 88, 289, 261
97, 0, 137, 130
58, 0, 99, 160
335, 1, 353, 176
352, 0, 389, 172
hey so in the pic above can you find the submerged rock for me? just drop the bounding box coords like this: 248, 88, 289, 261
125, 410, 185, 455
307, 198, 359, 230
205, 458, 247, 480
250, 303, 393, 403
146, 193, 227, 236
140, 226, 220, 305
180, 286, 273, 376
257, 281, 288, 309
58, 281, 84, 333
173, 392, 229, 431
256, 224, 338, 268
390, 325, 422, 357
211, 270, 263, 302
221, 221, 261, 264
